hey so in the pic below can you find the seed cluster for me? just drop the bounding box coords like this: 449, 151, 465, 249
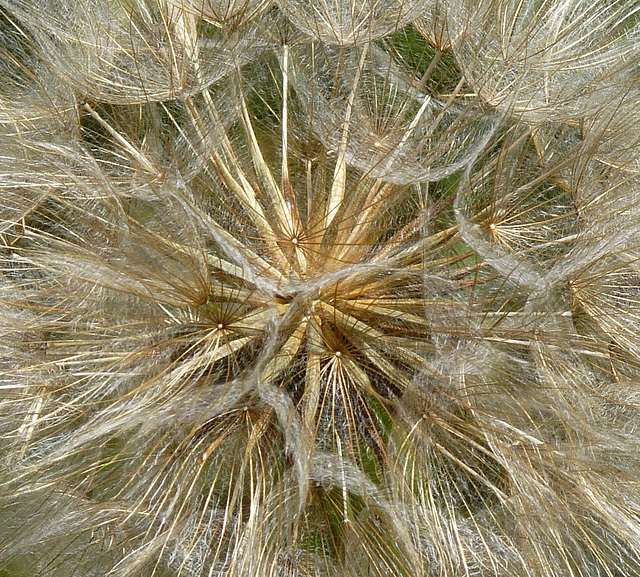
2, 1, 640, 576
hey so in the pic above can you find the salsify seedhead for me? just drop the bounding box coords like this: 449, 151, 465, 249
2, 1, 640, 576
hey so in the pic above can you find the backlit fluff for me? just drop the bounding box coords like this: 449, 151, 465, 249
2, 1, 640, 576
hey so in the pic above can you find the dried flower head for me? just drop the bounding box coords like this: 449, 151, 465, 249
2, 1, 640, 577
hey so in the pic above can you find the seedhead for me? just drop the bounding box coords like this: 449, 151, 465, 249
2, 1, 640, 576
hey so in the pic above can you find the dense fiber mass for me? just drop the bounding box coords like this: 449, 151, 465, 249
2, 1, 640, 576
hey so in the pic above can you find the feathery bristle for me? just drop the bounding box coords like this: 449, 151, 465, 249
2, 1, 640, 576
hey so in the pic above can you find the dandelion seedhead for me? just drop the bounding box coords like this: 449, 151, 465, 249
2, 1, 640, 576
